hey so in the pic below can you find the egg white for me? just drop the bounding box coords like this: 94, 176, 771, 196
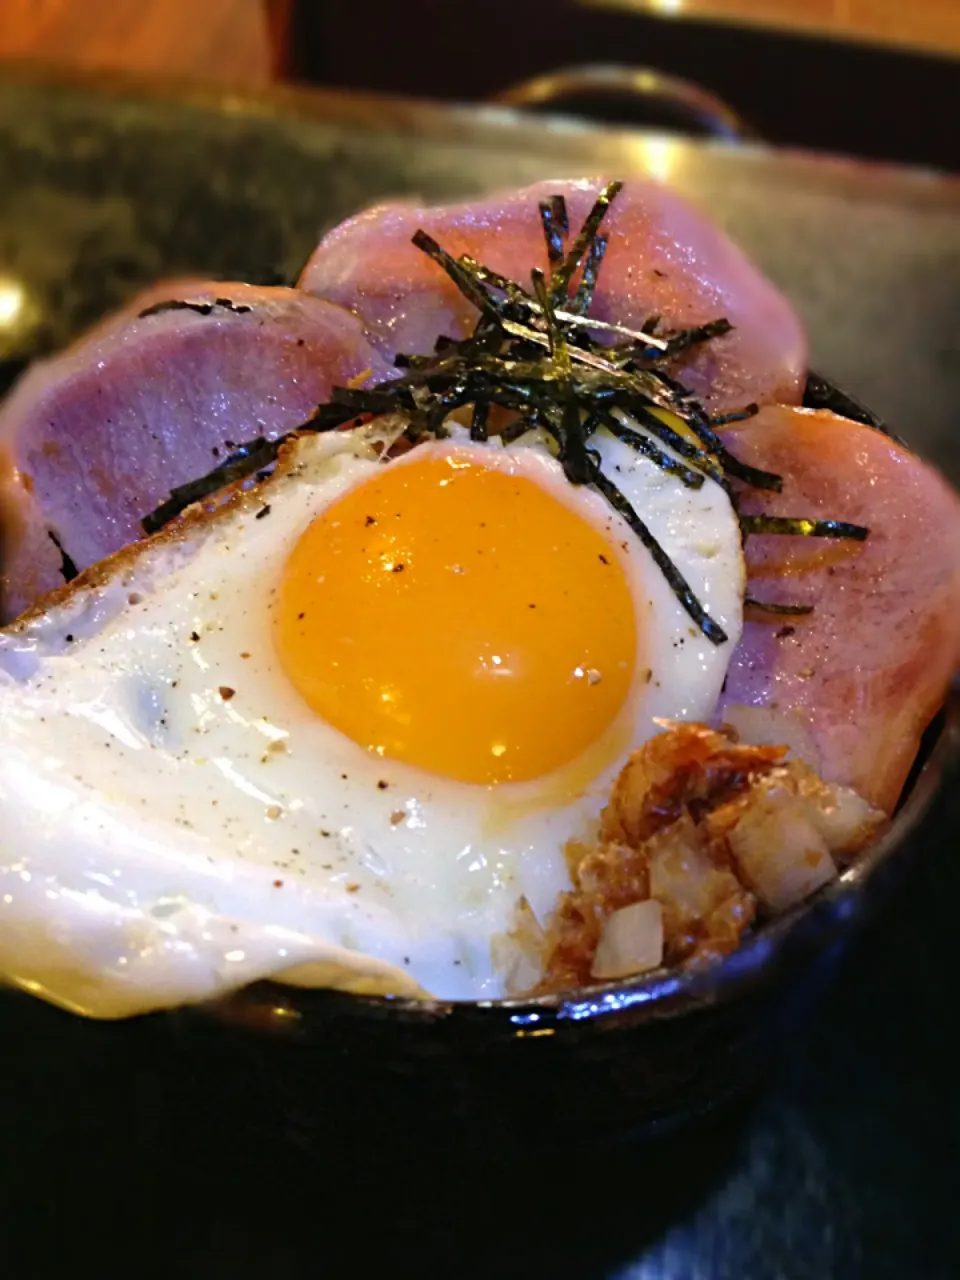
0, 421, 744, 1016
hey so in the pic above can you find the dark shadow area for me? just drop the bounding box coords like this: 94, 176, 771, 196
0, 358, 27, 397
284, 0, 960, 172
0, 989, 757, 1280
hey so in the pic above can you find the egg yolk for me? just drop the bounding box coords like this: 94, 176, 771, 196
275, 451, 638, 785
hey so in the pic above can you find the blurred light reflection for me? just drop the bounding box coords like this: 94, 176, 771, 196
0, 278, 24, 327
633, 135, 681, 184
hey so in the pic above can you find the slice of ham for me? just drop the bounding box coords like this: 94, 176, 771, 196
718, 406, 960, 812
299, 177, 806, 413
0, 281, 388, 622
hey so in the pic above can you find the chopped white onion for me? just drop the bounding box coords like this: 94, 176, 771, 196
591, 899, 664, 981
648, 815, 733, 923
726, 788, 837, 910
801, 781, 885, 854
722, 703, 820, 770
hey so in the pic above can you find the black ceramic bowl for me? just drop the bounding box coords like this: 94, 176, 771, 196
166, 373, 958, 1152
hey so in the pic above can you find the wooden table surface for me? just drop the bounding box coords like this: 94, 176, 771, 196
0, 0, 957, 88
595, 0, 960, 59
0, 0, 278, 84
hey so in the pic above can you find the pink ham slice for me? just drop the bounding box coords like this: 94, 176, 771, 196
299, 177, 806, 413
0, 281, 388, 622
719, 406, 960, 813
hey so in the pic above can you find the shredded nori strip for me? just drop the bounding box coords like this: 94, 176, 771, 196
469, 399, 490, 442
455, 254, 670, 354
549, 179, 622, 305
709, 403, 759, 426
141, 435, 281, 534
660, 317, 733, 358
572, 233, 608, 316
539, 196, 568, 267
410, 230, 499, 320
744, 597, 815, 616
590, 460, 728, 644
739, 515, 869, 541
714, 447, 783, 493
48, 530, 78, 583
328, 385, 415, 417
139, 181, 870, 642
138, 298, 253, 320
626, 405, 723, 483
599, 412, 705, 489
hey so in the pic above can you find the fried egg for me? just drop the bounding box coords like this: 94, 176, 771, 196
0, 420, 744, 1016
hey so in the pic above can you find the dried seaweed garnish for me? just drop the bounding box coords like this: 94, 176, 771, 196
590, 460, 728, 644
626, 405, 723, 484
599, 412, 705, 489
744, 597, 815, 616
572, 233, 607, 316
715, 449, 783, 492
455, 255, 670, 355
48, 530, 78, 583
659, 317, 732, 358
539, 195, 568, 267
709, 404, 759, 426
141, 435, 280, 534
469, 399, 490, 442
531, 266, 592, 485
549, 179, 622, 305
137, 298, 253, 320
140, 181, 870, 641
739, 515, 869, 541
410, 230, 499, 320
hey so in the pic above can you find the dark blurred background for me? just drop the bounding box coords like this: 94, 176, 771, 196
1, 0, 959, 171
279, 0, 960, 171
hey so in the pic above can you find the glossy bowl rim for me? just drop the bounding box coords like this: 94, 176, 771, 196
202, 373, 960, 1040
